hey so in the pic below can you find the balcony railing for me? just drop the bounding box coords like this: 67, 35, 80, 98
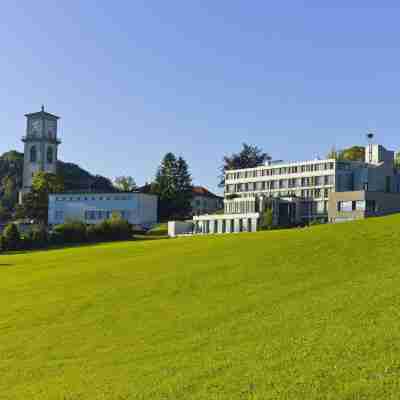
22, 135, 61, 144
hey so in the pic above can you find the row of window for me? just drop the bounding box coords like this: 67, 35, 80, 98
337, 200, 377, 213
225, 162, 336, 181
225, 175, 335, 193
54, 195, 133, 201
84, 210, 131, 220
227, 188, 333, 200
54, 210, 132, 221
30, 146, 54, 163
225, 201, 256, 214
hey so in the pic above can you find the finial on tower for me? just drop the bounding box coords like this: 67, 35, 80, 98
41, 104, 45, 112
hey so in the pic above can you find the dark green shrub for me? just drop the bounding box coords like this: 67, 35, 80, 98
1, 223, 21, 251
30, 225, 49, 248
89, 218, 132, 242
108, 218, 132, 241
54, 221, 87, 244
48, 230, 64, 246
86, 224, 101, 243
260, 208, 273, 230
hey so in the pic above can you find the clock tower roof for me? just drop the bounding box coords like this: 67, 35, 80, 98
25, 106, 60, 120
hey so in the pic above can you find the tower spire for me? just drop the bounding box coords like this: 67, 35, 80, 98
41, 104, 45, 112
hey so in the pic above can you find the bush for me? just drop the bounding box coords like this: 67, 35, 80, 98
87, 218, 132, 242
260, 208, 273, 230
54, 221, 87, 244
30, 225, 49, 248
1, 223, 21, 251
108, 218, 132, 241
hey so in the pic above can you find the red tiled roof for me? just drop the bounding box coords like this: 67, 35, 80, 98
192, 186, 223, 199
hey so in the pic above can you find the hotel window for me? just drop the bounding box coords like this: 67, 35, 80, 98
356, 201, 366, 211
339, 201, 353, 212
280, 179, 288, 189
55, 210, 63, 220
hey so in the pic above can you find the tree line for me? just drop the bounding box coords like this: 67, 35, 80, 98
3, 142, 393, 227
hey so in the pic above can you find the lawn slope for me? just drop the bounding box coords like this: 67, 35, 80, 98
1, 215, 400, 399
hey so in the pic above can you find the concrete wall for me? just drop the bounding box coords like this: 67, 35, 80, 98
168, 221, 194, 237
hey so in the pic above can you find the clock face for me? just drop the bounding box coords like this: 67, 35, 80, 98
31, 119, 42, 134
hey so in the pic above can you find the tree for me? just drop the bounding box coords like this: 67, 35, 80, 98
1, 223, 21, 251
327, 146, 338, 160
1, 175, 18, 210
341, 146, 365, 161
0, 205, 11, 223
89, 175, 115, 192
114, 176, 137, 192
220, 143, 270, 186
21, 172, 64, 224
327, 146, 365, 162
395, 152, 400, 169
152, 153, 193, 220
174, 157, 193, 218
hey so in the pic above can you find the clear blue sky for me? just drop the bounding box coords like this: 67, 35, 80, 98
2, 1, 400, 193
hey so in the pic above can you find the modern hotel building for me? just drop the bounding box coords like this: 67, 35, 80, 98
188, 144, 400, 235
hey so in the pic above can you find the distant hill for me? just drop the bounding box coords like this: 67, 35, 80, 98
0, 150, 115, 209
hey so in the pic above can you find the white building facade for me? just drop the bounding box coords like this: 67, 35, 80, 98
48, 192, 158, 229
186, 144, 400, 236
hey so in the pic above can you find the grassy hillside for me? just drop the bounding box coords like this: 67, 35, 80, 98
1, 215, 400, 399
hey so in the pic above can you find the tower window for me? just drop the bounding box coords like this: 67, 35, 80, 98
47, 147, 53, 163
30, 146, 37, 163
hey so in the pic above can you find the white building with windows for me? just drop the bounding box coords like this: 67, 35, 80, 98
183, 143, 400, 236
48, 192, 158, 229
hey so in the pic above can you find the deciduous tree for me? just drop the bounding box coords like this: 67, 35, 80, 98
220, 143, 270, 186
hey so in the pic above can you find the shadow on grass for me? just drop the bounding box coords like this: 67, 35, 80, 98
0, 234, 170, 256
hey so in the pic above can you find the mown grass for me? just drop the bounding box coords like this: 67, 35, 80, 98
1, 215, 400, 399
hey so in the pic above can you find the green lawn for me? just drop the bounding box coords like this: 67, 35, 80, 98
1, 215, 400, 399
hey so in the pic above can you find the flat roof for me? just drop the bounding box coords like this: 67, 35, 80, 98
50, 192, 157, 197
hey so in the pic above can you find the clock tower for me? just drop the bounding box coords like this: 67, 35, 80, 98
21, 106, 61, 196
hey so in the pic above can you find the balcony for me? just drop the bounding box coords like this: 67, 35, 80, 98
22, 135, 61, 145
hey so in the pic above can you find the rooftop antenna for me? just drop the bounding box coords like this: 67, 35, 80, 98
41, 104, 45, 112
366, 131, 374, 144
366, 131, 374, 163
